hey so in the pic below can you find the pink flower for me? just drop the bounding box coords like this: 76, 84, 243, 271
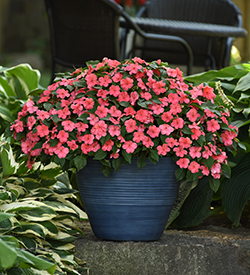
165, 137, 179, 148
221, 130, 235, 146
81, 134, 95, 145
170, 103, 182, 115
67, 140, 78, 150
157, 144, 170, 156
27, 116, 36, 130
57, 130, 69, 143
62, 120, 75, 132
125, 63, 142, 74
189, 146, 202, 158
152, 80, 166, 95
135, 109, 152, 123
109, 107, 121, 119
133, 131, 145, 143
102, 140, 114, 151
159, 124, 174, 135
201, 165, 209, 176
37, 110, 50, 121
83, 98, 95, 110
202, 146, 213, 159
173, 146, 187, 157
95, 105, 109, 118
57, 107, 70, 119
171, 117, 184, 129
91, 120, 107, 140
54, 144, 69, 159
186, 108, 200, 122
179, 137, 192, 149
120, 78, 133, 91
142, 136, 154, 148
99, 75, 112, 87
188, 161, 200, 173
37, 124, 49, 137
125, 119, 137, 133
124, 107, 136, 116
122, 141, 137, 154
130, 91, 139, 105
112, 72, 123, 83
161, 111, 173, 123
56, 88, 70, 99
207, 119, 220, 132
109, 125, 121, 137
147, 125, 160, 138
85, 73, 98, 88
150, 104, 164, 115
176, 158, 190, 169
118, 91, 130, 103
77, 122, 89, 132
203, 86, 216, 101
109, 85, 120, 97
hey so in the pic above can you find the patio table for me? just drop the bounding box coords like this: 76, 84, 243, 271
120, 17, 248, 73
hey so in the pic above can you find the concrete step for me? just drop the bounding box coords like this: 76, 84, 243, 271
75, 222, 250, 275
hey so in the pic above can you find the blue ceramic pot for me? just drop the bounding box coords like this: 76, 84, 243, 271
77, 157, 179, 241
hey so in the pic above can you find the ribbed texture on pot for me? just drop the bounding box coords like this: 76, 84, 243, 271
77, 157, 179, 241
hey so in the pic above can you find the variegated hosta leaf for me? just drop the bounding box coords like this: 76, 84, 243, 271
43, 201, 79, 218
16, 235, 38, 251
40, 221, 59, 237
0, 211, 15, 222
13, 222, 47, 238
5, 183, 26, 197
18, 206, 57, 222
0, 201, 40, 212
29, 188, 54, 199
66, 200, 88, 220
53, 218, 76, 232
52, 243, 75, 251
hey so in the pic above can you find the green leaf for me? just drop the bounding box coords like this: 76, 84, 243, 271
173, 177, 214, 228
101, 165, 111, 177
5, 63, 40, 99
175, 168, 186, 181
122, 150, 131, 164
0, 212, 15, 223
221, 163, 231, 179
202, 157, 214, 170
73, 155, 87, 171
112, 157, 124, 172
137, 156, 146, 169
221, 153, 250, 226
234, 71, 250, 92
0, 238, 17, 269
0, 147, 17, 177
19, 250, 56, 274
0, 103, 15, 122
13, 223, 46, 239
0, 75, 15, 97
149, 149, 159, 162
93, 149, 107, 160
119, 101, 130, 107
18, 206, 57, 221
209, 177, 220, 192
166, 179, 198, 228
43, 103, 53, 111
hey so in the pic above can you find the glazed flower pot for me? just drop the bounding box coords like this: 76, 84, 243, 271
77, 157, 179, 241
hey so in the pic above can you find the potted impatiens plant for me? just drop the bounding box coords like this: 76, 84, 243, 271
11, 57, 237, 241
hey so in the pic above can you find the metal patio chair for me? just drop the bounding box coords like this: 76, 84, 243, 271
130, 0, 243, 73
44, 0, 193, 82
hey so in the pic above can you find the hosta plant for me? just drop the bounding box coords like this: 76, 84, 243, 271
0, 141, 88, 274
11, 57, 238, 190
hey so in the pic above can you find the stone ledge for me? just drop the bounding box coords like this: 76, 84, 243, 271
75, 222, 250, 275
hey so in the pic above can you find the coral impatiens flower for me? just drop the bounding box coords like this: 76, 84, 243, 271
11, 57, 237, 183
